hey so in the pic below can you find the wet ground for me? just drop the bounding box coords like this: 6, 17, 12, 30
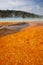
0, 22, 43, 37
0, 22, 29, 36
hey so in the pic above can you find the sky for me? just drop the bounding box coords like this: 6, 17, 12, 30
0, 0, 43, 15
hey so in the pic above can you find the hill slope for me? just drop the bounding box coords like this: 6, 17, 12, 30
0, 26, 43, 65
0, 10, 41, 18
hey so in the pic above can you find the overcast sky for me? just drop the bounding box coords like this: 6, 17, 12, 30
0, 0, 43, 15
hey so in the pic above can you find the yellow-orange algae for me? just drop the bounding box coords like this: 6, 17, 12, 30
0, 26, 43, 65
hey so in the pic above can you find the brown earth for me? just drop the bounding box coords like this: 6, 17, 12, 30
0, 25, 43, 65
0, 22, 17, 25
0, 22, 29, 36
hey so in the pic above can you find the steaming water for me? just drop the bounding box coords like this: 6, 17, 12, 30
0, 17, 43, 22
